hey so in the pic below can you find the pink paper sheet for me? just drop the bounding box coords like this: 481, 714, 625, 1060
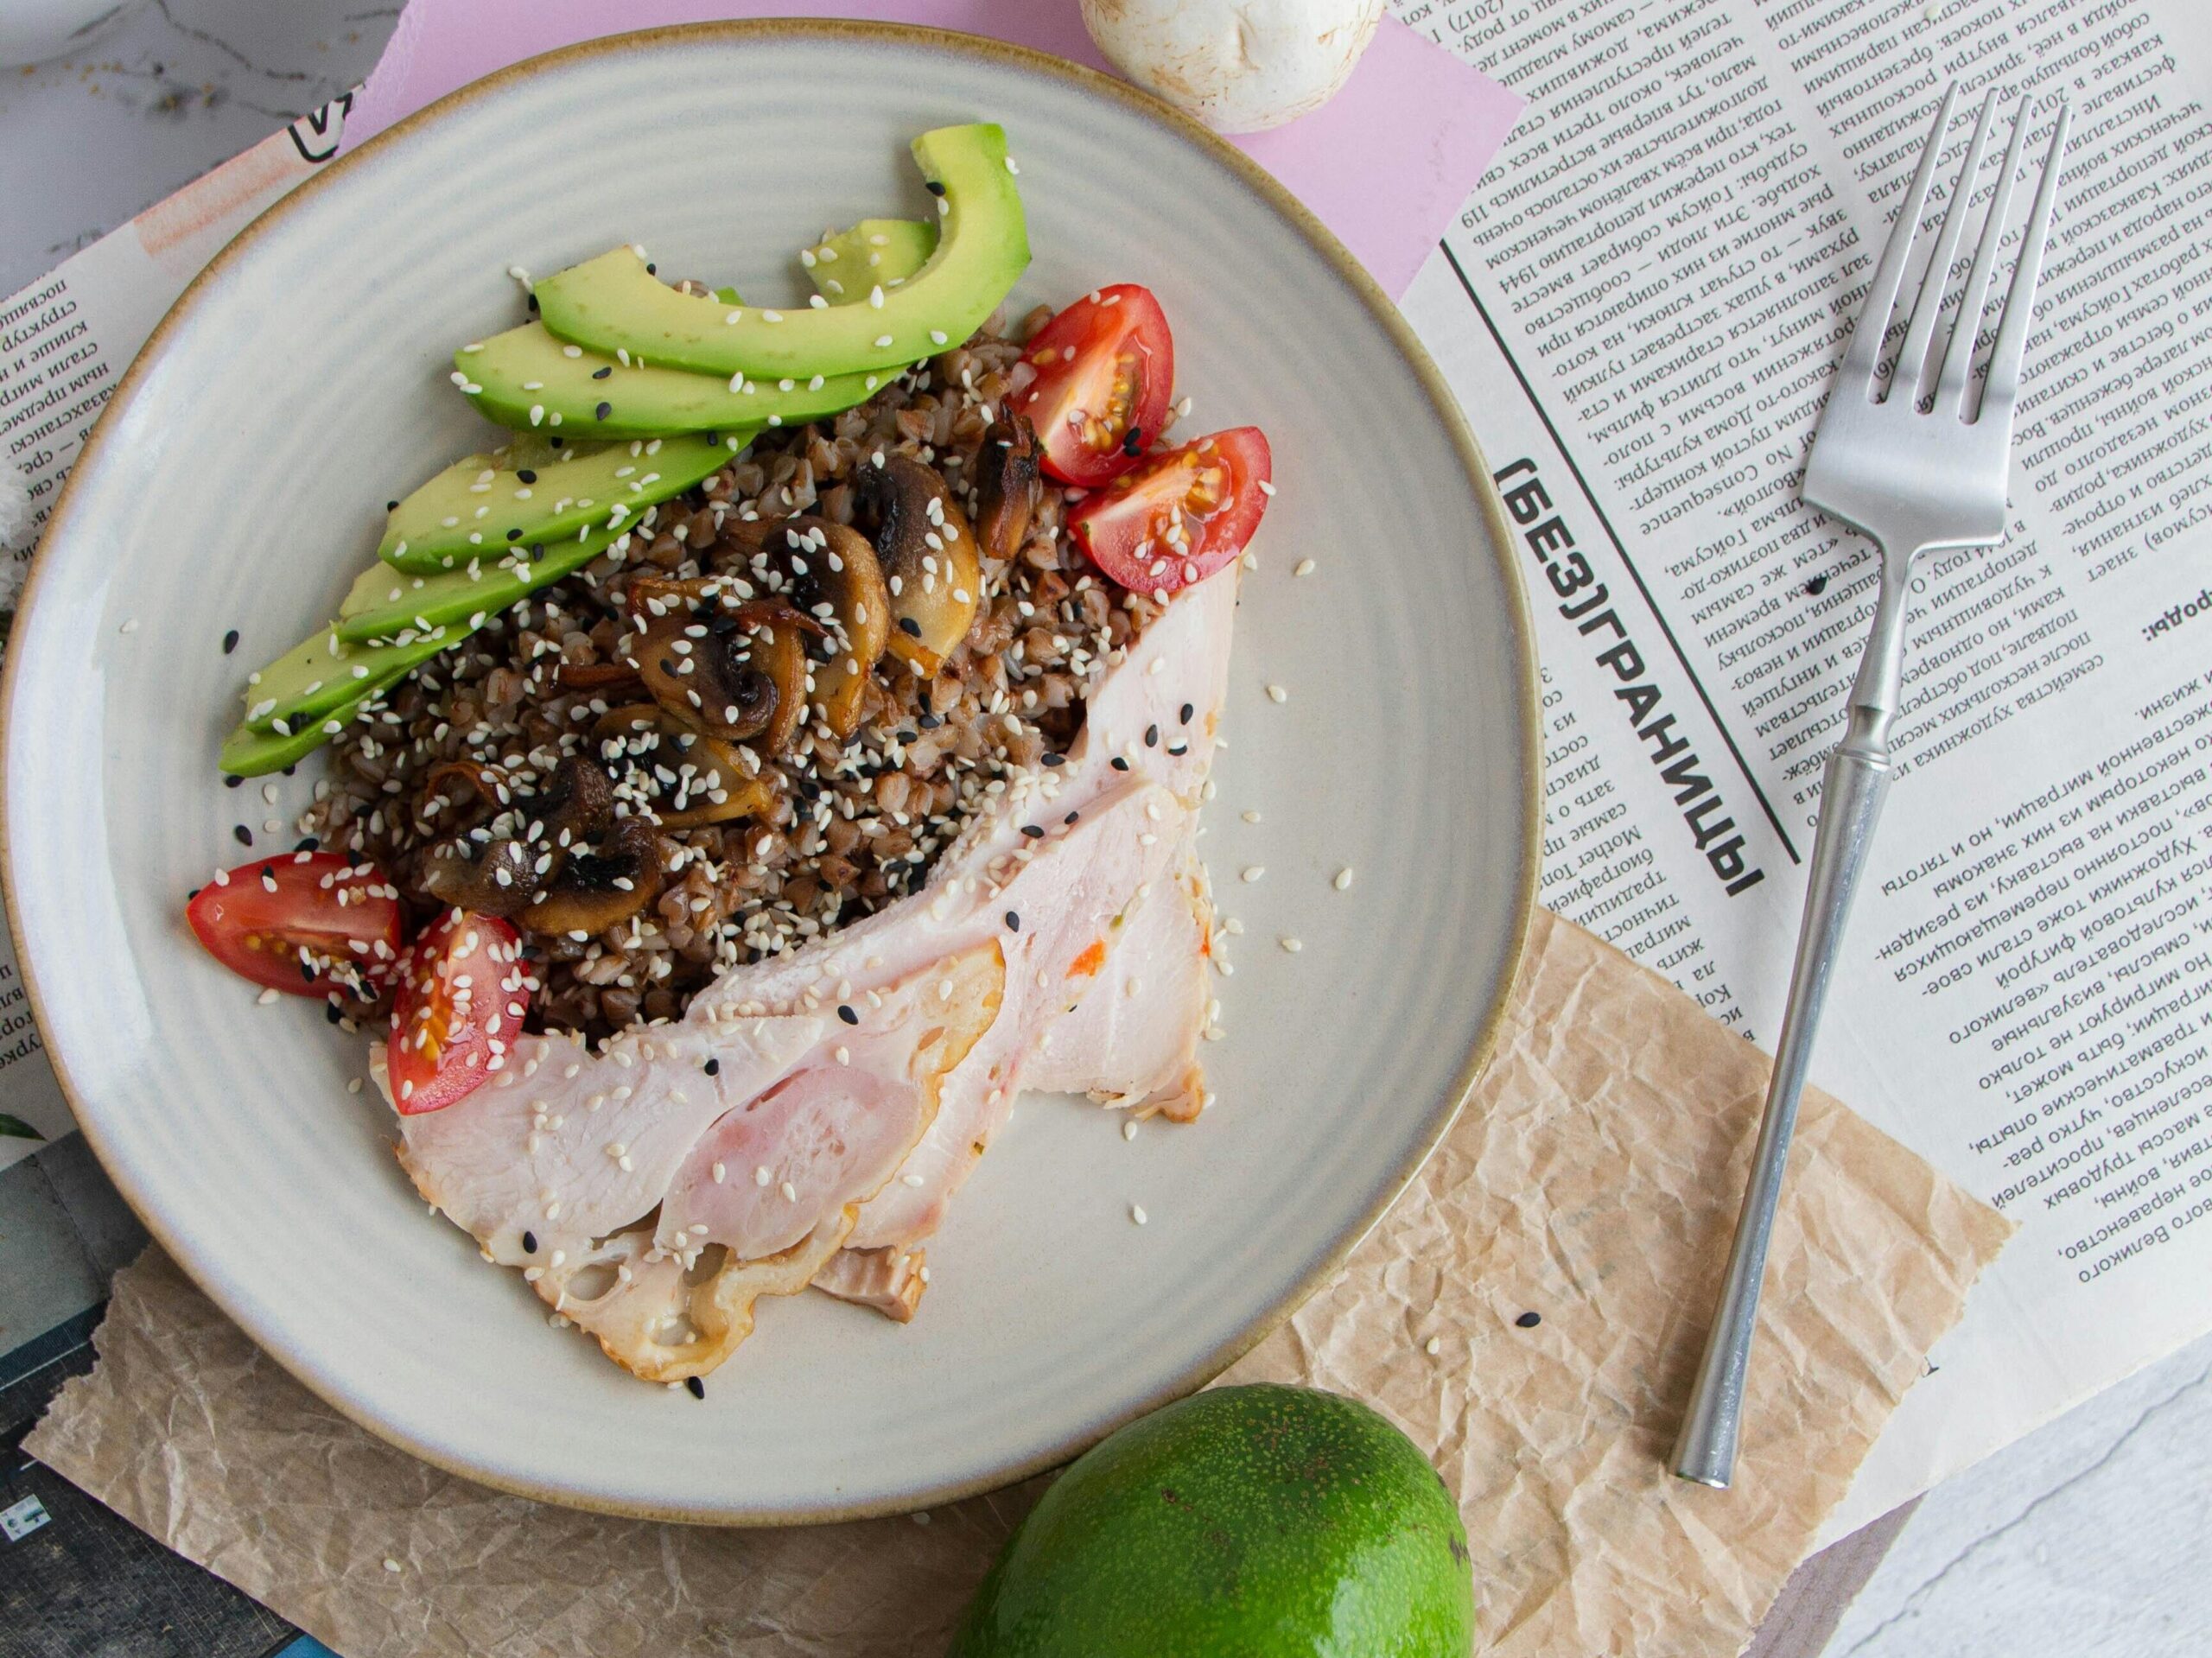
340, 1, 1522, 297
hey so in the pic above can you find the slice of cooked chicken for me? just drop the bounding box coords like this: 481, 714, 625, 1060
388, 566, 1238, 1375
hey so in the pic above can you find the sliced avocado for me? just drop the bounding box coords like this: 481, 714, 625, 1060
453, 325, 885, 440
379, 431, 740, 574
804, 218, 937, 304
533, 124, 1027, 379
220, 660, 412, 778
337, 515, 639, 644
241, 620, 454, 734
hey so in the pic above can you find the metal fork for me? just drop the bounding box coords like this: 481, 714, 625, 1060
1670, 84, 2070, 1490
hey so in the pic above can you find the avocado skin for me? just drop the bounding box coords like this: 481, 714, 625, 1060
947, 1385, 1474, 1658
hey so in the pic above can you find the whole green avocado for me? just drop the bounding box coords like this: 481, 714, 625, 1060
947, 1384, 1474, 1658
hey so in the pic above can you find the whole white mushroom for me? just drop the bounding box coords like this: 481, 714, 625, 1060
1081, 0, 1387, 135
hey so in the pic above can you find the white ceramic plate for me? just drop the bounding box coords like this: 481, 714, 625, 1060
3, 22, 1536, 1523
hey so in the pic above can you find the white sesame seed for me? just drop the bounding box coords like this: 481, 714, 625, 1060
1241, 866, 1265, 883
1129, 1204, 1147, 1226
1122, 1119, 1138, 1141
756, 1165, 772, 1186
1242, 810, 1262, 823
1280, 937, 1303, 953
1334, 866, 1356, 891
384, 1558, 403, 1573
902, 1172, 925, 1186
781, 1180, 798, 1203
256, 987, 280, 1005
1266, 683, 1287, 703
1425, 1336, 1442, 1356
712, 1161, 726, 1184
1294, 557, 1316, 575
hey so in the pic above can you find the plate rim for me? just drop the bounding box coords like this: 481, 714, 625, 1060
0, 16, 1541, 1525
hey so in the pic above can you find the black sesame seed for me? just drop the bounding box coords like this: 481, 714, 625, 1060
1004, 910, 1021, 931
594, 401, 613, 421
925, 179, 947, 195
517, 469, 538, 484
1166, 743, 1188, 757
386, 499, 399, 511
1144, 724, 1160, 747
1179, 703, 1193, 724
531, 543, 546, 562
527, 293, 539, 314
222, 629, 240, 655
685, 1375, 706, 1400
1515, 1311, 1541, 1329
591, 365, 613, 380
507, 527, 524, 541
1803, 575, 1828, 596
187, 887, 200, 899
1041, 752, 1065, 767
325, 1000, 343, 1024
523, 1230, 538, 1254
224, 773, 245, 789
1020, 824, 1045, 839
1065, 811, 1079, 825
295, 836, 320, 853
918, 712, 943, 729
233, 825, 253, 846
837, 1004, 859, 1026
283, 765, 296, 777
645, 262, 658, 275
704, 1057, 721, 1076
899, 616, 924, 638
1122, 428, 1144, 458
298, 959, 315, 983
1110, 756, 1129, 772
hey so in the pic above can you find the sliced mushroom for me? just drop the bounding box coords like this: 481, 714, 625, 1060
556, 660, 646, 695
976, 413, 1042, 567
525, 815, 664, 936
531, 755, 614, 848
620, 579, 817, 753
760, 516, 891, 740
855, 455, 982, 675
592, 704, 777, 828
422, 836, 538, 919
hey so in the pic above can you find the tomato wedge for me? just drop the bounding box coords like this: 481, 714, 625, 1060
186, 852, 402, 998
1068, 428, 1273, 598
1008, 284, 1175, 486
387, 909, 531, 1115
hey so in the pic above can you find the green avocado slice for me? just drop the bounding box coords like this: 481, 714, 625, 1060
220, 661, 414, 778
804, 218, 938, 304
379, 431, 741, 573
337, 512, 641, 644
452, 225, 939, 439
533, 124, 1026, 379
241, 619, 454, 735
452, 326, 887, 440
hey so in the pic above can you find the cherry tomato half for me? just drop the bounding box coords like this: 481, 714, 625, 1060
1068, 427, 1273, 598
387, 910, 531, 1115
186, 852, 402, 998
1008, 284, 1175, 486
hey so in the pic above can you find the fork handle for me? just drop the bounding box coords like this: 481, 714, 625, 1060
1671, 703, 1894, 1487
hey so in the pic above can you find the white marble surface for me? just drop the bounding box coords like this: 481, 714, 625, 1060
3, 3, 2207, 1653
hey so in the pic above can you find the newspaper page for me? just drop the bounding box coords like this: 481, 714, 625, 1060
1389, 0, 2212, 1534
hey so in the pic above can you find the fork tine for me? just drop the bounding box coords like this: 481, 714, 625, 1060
1982, 102, 2071, 424
1838, 82, 1960, 396
1896, 89, 1996, 408
1936, 93, 2031, 417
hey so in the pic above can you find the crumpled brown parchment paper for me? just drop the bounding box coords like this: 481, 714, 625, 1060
28, 909, 2011, 1657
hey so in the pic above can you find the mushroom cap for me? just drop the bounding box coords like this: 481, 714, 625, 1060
1079, 0, 1385, 134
